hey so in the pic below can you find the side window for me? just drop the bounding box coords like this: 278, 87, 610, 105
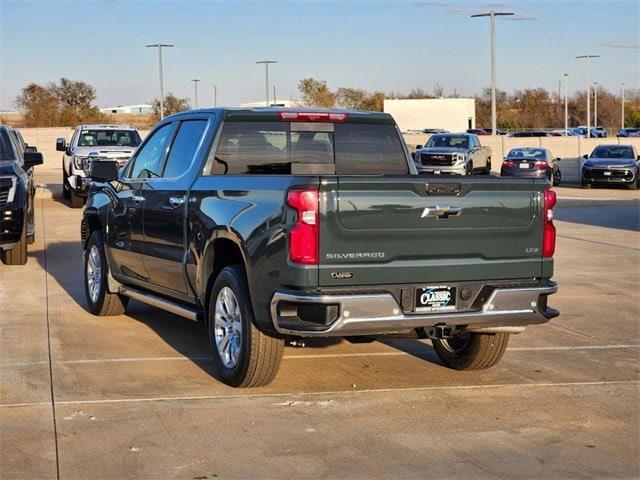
129, 123, 174, 180
162, 120, 207, 179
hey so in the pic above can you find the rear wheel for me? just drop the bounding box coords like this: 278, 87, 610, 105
208, 265, 284, 387
553, 169, 562, 186
484, 158, 492, 175
432, 332, 509, 370
1, 220, 28, 265
84, 231, 128, 315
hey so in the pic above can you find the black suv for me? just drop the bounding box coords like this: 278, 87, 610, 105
0, 125, 43, 265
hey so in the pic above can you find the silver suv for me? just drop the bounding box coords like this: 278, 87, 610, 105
56, 124, 142, 207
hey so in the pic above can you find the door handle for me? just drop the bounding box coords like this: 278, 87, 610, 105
132, 195, 145, 203
169, 196, 185, 207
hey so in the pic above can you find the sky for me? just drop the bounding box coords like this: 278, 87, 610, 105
1, 0, 639, 110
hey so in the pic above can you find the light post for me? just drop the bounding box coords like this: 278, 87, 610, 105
256, 60, 278, 107
471, 10, 514, 135
145, 43, 174, 120
564, 73, 569, 135
621, 82, 625, 129
575, 55, 601, 138
593, 82, 598, 128
214, 84, 218, 107
191, 79, 200, 109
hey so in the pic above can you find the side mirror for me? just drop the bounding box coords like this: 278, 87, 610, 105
583, 154, 588, 159
56, 138, 66, 152
415, 145, 423, 150
89, 160, 119, 182
23, 151, 43, 170
556, 158, 561, 162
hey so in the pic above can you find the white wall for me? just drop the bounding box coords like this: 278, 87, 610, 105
384, 98, 475, 133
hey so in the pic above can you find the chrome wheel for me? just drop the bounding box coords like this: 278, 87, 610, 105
86, 245, 102, 304
214, 286, 243, 368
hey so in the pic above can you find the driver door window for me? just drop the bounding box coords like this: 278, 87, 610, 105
129, 123, 174, 179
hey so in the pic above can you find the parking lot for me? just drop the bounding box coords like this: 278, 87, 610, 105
1, 169, 639, 479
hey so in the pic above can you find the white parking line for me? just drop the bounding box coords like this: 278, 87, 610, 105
1, 344, 637, 369
1, 379, 638, 409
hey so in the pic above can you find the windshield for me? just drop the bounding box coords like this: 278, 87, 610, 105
591, 146, 634, 159
209, 122, 408, 175
426, 135, 469, 148
507, 148, 546, 160
77, 129, 141, 147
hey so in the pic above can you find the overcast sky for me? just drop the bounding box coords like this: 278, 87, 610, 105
1, 0, 638, 110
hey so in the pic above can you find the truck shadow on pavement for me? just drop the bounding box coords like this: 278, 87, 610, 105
40, 240, 437, 384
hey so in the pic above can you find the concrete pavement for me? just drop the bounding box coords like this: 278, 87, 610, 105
1, 170, 639, 479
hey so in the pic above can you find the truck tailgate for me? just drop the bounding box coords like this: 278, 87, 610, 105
319, 176, 546, 286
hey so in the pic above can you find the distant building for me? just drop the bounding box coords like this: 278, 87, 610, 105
99, 104, 153, 114
383, 98, 476, 133
240, 100, 305, 108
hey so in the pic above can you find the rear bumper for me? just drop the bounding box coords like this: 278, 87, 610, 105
501, 168, 550, 179
271, 282, 558, 336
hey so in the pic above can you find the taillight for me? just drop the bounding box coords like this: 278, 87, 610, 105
278, 111, 349, 122
534, 161, 549, 169
502, 160, 514, 168
286, 188, 319, 265
542, 188, 556, 258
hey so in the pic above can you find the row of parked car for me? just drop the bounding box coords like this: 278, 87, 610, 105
413, 132, 639, 189
409, 127, 640, 138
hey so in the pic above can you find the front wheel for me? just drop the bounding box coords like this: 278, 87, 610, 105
62, 167, 70, 200
553, 169, 562, 186
629, 175, 639, 190
208, 265, 284, 387
84, 231, 128, 316
432, 332, 509, 370
484, 159, 492, 175
69, 188, 84, 208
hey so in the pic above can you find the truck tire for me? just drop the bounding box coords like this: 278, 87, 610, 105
62, 168, 70, 200
69, 189, 84, 209
432, 332, 509, 370
208, 265, 284, 387
84, 230, 128, 316
1, 221, 28, 265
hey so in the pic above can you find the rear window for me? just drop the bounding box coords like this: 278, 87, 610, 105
591, 146, 634, 159
508, 148, 546, 159
208, 122, 407, 175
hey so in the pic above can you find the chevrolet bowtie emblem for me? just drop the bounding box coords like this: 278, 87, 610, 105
421, 205, 463, 219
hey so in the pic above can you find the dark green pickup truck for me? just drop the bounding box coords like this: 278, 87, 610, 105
81, 108, 558, 387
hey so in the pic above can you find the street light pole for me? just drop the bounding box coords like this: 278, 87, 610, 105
471, 10, 514, 135
621, 82, 625, 129
214, 84, 217, 108
145, 43, 174, 120
256, 60, 278, 107
575, 55, 600, 138
564, 73, 569, 135
593, 82, 598, 128
191, 79, 200, 109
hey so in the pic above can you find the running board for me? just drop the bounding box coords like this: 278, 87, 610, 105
119, 286, 200, 322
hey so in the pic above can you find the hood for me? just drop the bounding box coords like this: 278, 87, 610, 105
71, 146, 137, 158
584, 158, 636, 168
416, 146, 467, 154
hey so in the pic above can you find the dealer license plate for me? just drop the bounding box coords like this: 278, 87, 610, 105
415, 286, 457, 313
519, 163, 530, 169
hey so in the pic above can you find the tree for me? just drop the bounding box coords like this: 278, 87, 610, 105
15, 83, 60, 127
297, 78, 337, 108
48, 78, 106, 125
336, 88, 385, 111
151, 93, 190, 122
